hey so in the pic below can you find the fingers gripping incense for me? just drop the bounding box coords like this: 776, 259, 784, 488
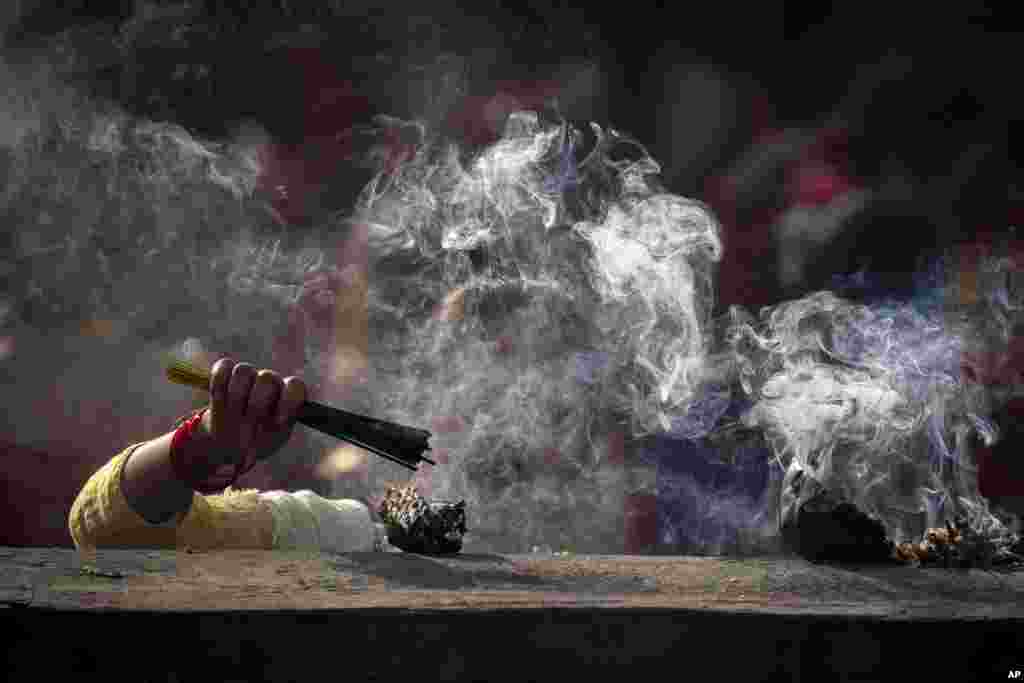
166, 358, 434, 471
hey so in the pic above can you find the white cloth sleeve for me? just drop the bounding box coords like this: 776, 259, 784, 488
258, 490, 377, 553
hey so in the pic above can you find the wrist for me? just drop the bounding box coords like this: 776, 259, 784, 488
170, 408, 231, 494
170, 407, 260, 493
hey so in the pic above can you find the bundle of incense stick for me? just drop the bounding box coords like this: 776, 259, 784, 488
165, 358, 434, 471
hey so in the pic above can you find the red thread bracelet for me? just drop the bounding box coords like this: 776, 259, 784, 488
170, 409, 257, 494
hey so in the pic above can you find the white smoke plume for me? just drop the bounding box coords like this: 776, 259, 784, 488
347, 110, 723, 551
726, 267, 1016, 544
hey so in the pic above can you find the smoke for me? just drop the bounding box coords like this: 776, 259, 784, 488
3, 12, 1020, 556
344, 110, 722, 551
1, 22, 727, 552
0, 39, 340, 467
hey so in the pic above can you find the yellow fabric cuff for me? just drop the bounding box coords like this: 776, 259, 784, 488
68, 445, 275, 552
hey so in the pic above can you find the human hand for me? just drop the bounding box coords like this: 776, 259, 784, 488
201, 358, 307, 471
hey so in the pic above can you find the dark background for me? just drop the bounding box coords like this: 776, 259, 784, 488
1, 2, 1021, 548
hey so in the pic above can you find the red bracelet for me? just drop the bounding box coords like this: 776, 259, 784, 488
170, 409, 257, 495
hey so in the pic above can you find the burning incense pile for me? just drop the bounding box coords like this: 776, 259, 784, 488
378, 484, 467, 555
895, 521, 1024, 569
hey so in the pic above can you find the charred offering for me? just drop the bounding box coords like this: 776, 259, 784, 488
894, 520, 1024, 569
782, 461, 1024, 569
379, 484, 467, 555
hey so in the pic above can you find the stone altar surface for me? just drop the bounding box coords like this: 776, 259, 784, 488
3, 547, 1022, 681
2, 546, 1023, 618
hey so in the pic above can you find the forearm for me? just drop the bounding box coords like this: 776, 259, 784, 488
122, 427, 378, 550
72, 441, 377, 553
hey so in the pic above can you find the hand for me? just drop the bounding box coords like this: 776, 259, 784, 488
202, 358, 307, 470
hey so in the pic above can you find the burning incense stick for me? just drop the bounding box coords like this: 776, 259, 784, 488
166, 358, 434, 471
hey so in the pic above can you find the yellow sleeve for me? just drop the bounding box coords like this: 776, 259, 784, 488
69, 445, 275, 552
